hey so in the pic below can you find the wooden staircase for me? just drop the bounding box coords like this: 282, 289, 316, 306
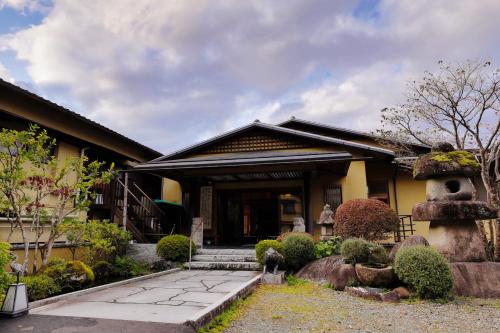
94, 178, 168, 243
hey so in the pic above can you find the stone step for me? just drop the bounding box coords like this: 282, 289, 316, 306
197, 248, 256, 256
192, 254, 257, 262
184, 261, 261, 271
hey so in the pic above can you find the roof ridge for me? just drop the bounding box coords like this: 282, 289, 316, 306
0, 78, 161, 157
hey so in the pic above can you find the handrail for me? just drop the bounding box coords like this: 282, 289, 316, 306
188, 218, 203, 271
132, 183, 165, 217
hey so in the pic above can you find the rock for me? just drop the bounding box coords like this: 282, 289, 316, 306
345, 287, 382, 302
355, 264, 394, 287
126, 243, 162, 264
393, 287, 411, 299
412, 201, 497, 221
296, 256, 358, 290
261, 271, 285, 285
389, 235, 429, 261
413, 151, 480, 180
150, 259, 173, 271
381, 290, 401, 303
450, 262, 500, 298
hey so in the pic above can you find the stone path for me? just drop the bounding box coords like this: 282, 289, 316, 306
30, 270, 260, 325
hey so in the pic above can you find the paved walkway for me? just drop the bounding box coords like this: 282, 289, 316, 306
30, 270, 260, 325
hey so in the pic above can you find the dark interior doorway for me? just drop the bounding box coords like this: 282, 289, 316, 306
217, 188, 302, 245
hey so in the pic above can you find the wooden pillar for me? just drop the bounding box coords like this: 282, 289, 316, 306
303, 171, 313, 233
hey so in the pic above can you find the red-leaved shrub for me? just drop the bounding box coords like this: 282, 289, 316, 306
334, 199, 399, 241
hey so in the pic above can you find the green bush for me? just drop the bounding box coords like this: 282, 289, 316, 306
156, 234, 196, 262
21, 274, 61, 301
84, 220, 132, 264
112, 256, 150, 279
255, 240, 284, 265
0, 242, 13, 294
394, 246, 453, 300
276, 231, 313, 242
340, 238, 389, 266
366, 244, 389, 267
314, 237, 343, 259
92, 261, 114, 283
44, 259, 94, 291
340, 238, 370, 264
283, 234, 315, 271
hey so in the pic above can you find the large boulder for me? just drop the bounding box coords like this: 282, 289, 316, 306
450, 262, 500, 298
296, 255, 358, 290
389, 235, 429, 261
355, 264, 394, 287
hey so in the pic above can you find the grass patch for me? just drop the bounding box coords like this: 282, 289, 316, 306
286, 275, 308, 286
198, 297, 250, 333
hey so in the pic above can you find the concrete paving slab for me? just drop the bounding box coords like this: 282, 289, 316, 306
171, 291, 228, 303
31, 269, 260, 325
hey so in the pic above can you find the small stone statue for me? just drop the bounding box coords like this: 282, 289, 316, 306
9, 253, 26, 277
292, 217, 305, 232
263, 248, 283, 274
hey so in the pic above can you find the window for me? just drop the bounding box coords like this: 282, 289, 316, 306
324, 184, 342, 214
368, 179, 389, 203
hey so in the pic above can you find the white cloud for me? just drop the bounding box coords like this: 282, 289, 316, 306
0, 0, 50, 12
1, 0, 500, 152
0, 62, 14, 82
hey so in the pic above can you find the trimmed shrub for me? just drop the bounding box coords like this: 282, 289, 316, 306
314, 236, 343, 259
92, 261, 114, 283
256, 240, 284, 265
394, 246, 453, 299
156, 234, 196, 262
44, 259, 94, 291
341, 238, 389, 266
283, 234, 315, 271
366, 243, 389, 267
340, 238, 370, 264
334, 199, 399, 241
277, 231, 313, 242
0, 242, 13, 294
112, 256, 150, 278
21, 274, 61, 301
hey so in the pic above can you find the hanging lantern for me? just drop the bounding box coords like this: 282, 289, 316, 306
0, 273, 29, 318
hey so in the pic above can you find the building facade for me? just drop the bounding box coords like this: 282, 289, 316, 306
136, 118, 435, 245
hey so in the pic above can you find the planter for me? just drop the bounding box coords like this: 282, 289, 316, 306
355, 264, 394, 287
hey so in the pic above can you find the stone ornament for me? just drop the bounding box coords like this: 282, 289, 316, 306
412, 144, 497, 262
292, 217, 305, 232
317, 204, 335, 240
263, 248, 283, 275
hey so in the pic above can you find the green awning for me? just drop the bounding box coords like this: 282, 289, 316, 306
154, 199, 184, 208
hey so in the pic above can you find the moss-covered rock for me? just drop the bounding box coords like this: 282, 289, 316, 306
413, 150, 480, 179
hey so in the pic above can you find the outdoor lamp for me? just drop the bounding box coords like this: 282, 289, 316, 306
0, 273, 29, 318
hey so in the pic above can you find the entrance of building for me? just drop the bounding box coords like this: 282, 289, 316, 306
217, 188, 303, 245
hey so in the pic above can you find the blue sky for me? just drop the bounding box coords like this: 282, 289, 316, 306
1, 0, 500, 153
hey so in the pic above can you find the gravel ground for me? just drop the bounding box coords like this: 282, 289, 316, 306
222, 283, 500, 333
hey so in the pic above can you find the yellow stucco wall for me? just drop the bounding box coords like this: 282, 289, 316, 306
162, 178, 182, 204
0, 140, 83, 245
4, 246, 86, 273
394, 173, 429, 238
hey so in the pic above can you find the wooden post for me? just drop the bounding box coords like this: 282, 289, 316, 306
122, 172, 128, 231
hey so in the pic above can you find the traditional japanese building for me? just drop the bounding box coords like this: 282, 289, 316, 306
135, 117, 432, 245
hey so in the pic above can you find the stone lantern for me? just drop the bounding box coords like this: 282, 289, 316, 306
411, 143, 497, 262
317, 204, 335, 240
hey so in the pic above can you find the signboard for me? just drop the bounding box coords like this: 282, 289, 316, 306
200, 186, 213, 230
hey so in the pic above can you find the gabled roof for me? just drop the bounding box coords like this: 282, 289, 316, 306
0, 78, 161, 161
136, 150, 352, 171
149, 120, 395, 163
278, 117, 430, 150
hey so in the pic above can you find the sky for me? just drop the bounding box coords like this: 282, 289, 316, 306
1, 0, 500, 154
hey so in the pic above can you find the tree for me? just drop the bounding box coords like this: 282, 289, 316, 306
0, 125, 114, 272
377, 60, 500, 260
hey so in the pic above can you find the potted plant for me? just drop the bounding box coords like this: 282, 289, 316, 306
354, 243, 394, 287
